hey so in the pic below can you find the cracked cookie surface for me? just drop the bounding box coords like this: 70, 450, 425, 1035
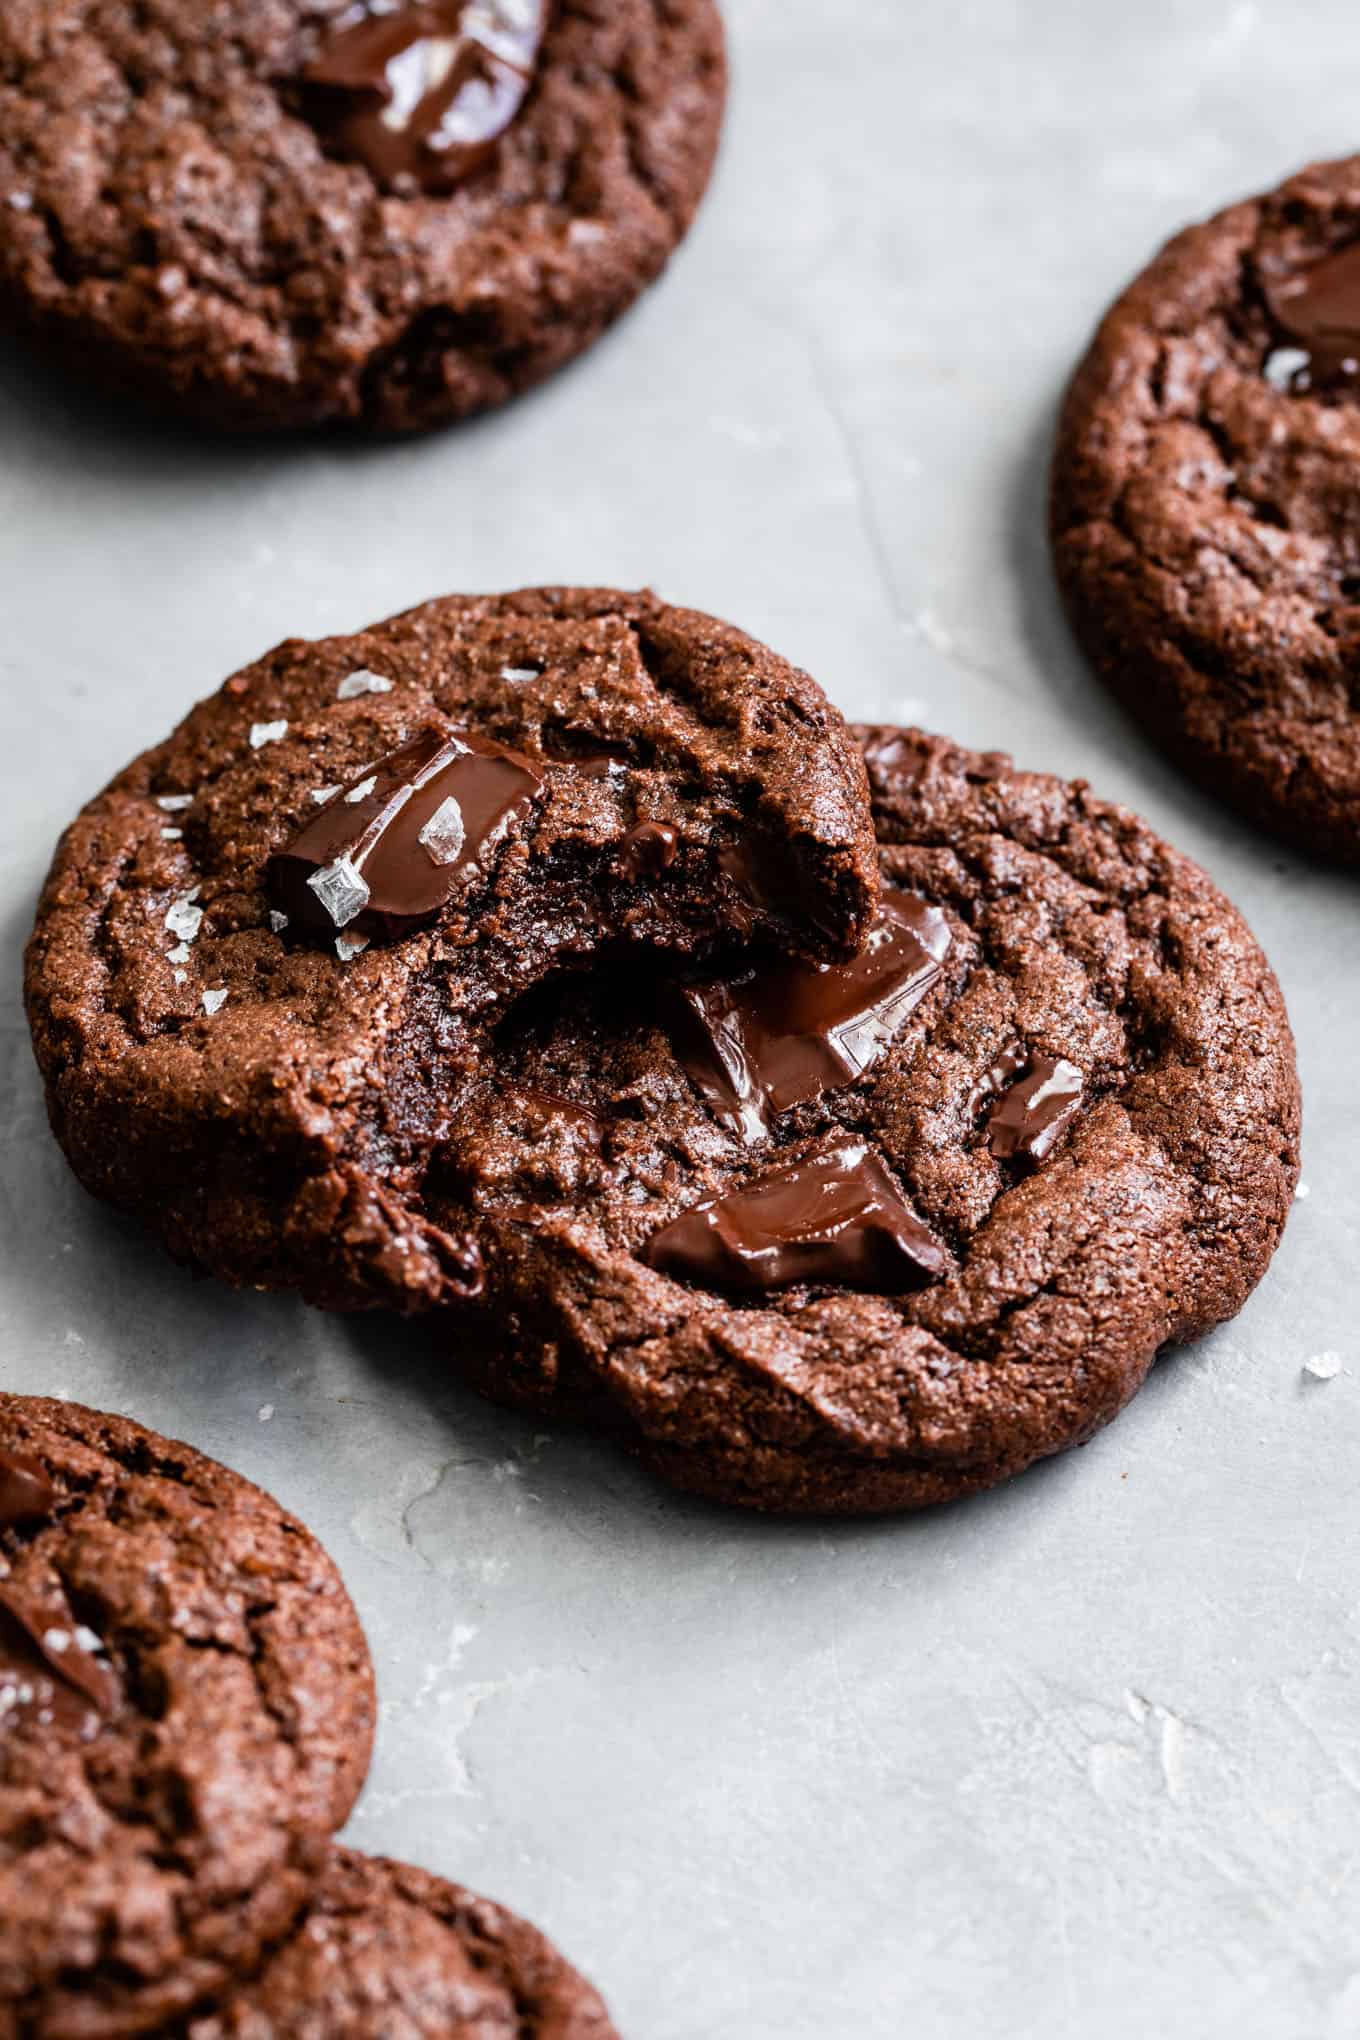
1052, 153, 1360, 863
24, 587, 878, 1317
0, 0, 725, 433
0, 1394, 375, 2039
429, 726, 1301, 1514
179, 1847, 617, 2038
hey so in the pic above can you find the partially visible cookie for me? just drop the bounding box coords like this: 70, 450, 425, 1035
25, 588, 878, 1317
0, 1395, 375, 2039
180, 1848, 617, 2039
1052, 153, 1360, 863
0, 0, 726, 432
424, 726, 1301, 1514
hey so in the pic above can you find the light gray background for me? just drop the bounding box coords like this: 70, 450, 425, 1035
2, 3, 1357, 2034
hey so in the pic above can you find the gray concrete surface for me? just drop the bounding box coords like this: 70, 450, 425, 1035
1, 3, 1357, 2033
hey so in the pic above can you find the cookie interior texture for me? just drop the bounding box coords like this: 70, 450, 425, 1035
25, 588, 879, 1318
1052, 152, 1360, 864
177, 1848, 618, 2039
0, 1394, 375, 2039
0, 0, 726, 432
424, 727, 1300, 1514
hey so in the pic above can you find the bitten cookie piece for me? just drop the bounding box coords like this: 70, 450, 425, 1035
178, 1849, 617, 2038
1052, 153, 1360, 863
425, 726, 1301, 1514
25, 588, 878, 1316
0, 1395, 375, 2039
0, 0, 725, 433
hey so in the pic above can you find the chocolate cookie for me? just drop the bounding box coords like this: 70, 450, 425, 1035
180, 1848, 617, 2038
0, 1394, 375, 2038
428, 727, 1301, 1514
0, 0, 725, 433
1052, 154, 1360, 863
25, 588, 878, 1317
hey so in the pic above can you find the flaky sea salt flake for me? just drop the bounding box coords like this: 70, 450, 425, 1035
164, 897, 203, 944
335, 932, 370, 962
311, 785, 341, 804
500, 665, 539, 682
157, 793, 193, 812
269, 910, 289, 933
308, 855, 370, 928
161, 827, 183, 841
249, 720, 289, 749
417, 796, 466, 867
344, 775, 378, 804
1303, 1351, 1343, 1381
202, 987, 229, 1016
1263, 347, 1310, 392
336, 669, 394, 700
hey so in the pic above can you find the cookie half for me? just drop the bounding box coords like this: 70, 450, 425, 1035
430, 726, 1301, 1514
179, 1848, 617, 2038
25, 588, 878, 1315
1052, 153, 1360, 863
0, 0, 725, 433
0, 1394, 375, 2038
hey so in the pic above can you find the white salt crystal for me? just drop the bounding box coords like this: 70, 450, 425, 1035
417, 796, 466, 867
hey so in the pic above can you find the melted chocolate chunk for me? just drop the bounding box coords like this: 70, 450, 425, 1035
1263, 241, 1360, 392
671, 892, 951, 1139
988, 1055, 1084, 1163
0, 1449, 54, 1530
0, 1584, 117, 1734
643, 1141, 949, 1296
618, 820, 679, 880
269, 727, 540, 944
300, 0, 548, 195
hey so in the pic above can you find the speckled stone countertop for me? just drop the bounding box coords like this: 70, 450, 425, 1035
1, 3, 1355, 2034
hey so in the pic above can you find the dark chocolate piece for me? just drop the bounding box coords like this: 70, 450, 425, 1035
618, 820, 679, 879
301, 0, 548, 196
0, 1584, 118, 1728
0, 1450, 54, 1530
987, 1055, 1084, 1163
269, 726, 540, 944
672, 891, 950, 1139
1263, 240, 1360, 392
643, 1141, 949, 1295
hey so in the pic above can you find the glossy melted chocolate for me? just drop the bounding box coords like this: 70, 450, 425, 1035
671, 891, 951, 1139
0, 1449, 54, 1531
643, 1141, 949, 1296
987, 1054, 1084, 1164
1264, 240, 1360, 393
269, 726, 540, 944
301, 0, 549, 195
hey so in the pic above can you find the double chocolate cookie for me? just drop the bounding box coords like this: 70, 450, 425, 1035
181, 1849, 617, 2037
0, 0, 725, 432
0, 1394, 375, 2038
430, 726, 1300, 1513
1053, 153, 1360, 863
25, 588, 878, 1317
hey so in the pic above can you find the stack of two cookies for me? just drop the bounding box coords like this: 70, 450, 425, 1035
25, 587, 1300, 1521
0, 1392, 616, 2037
